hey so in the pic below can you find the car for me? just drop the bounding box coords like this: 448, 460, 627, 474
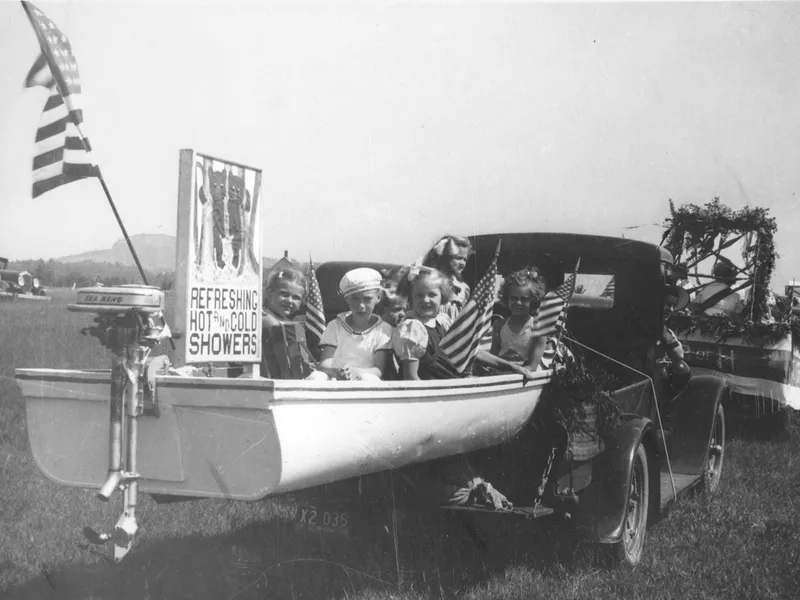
14, 233, 726, 565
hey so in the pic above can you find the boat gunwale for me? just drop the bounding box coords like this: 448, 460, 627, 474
15, 368, 552, 398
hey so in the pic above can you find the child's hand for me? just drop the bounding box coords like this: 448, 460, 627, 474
511, 364, 537, 381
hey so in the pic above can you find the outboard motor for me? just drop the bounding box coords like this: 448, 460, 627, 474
68, 285, 171, 561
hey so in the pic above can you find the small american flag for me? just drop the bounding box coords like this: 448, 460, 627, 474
601, 276, 615, 298
440, 240, 502, 373
22, 1, 96, 198
529, 258, 581, 339
305, 261, 326, 342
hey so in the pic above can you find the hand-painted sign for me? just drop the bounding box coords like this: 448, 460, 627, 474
174, 150, 262, 364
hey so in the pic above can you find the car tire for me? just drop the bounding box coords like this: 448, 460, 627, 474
601, 443, 649, 567
699, 403, 725, 495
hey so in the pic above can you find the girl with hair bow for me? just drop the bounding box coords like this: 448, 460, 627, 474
422, 235, 473, 321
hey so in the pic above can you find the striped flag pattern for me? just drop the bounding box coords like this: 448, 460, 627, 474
534, 259, 580, 371
439, 240, 502, 373
305, 261, 326, 341
529, 258, 581, 339
601, 276, 615, 298
22, 2, 96, 198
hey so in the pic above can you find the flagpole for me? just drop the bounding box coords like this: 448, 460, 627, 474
21, 0, 149, 286
92, 169, 150, 286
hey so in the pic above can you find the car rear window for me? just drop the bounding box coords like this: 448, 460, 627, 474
568, 273, 615, 309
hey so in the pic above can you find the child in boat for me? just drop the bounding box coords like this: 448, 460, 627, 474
378, 266, 409, 328
422, 235, 472, 320
377, 269, 409, 380
261, 268, 315, 379
477, 268, 548, 374
307, 268, 393, 381
393, 266, 459, 380
394, 266, 537, 380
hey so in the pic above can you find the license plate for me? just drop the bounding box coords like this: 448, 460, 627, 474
294, 504, 351, 535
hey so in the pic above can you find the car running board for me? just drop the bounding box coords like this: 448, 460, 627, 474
660, 471, 700, 510
440, 504, 554, 519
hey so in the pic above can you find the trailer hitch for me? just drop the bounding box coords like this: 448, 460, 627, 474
68, 286, 170, 562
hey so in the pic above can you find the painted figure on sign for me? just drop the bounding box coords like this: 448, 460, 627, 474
198, 165, 228, 270
227, 168, 251, 270
194, 161, 212, 269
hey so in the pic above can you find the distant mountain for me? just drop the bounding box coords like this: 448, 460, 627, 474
56, 234, 293, 274
57, 234, 178, 272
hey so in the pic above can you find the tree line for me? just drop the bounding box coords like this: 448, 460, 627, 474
7, 259, 175, 291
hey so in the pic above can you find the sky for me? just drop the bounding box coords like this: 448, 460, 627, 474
1, 1, 800, 288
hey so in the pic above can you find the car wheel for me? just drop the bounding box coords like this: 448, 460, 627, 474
602, 443, 649, 567
699, 403, 725, 495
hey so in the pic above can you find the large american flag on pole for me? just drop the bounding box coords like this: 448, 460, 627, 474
21, 1, 96, 198
529, 258, 581, 339
305, 260, 326, 342
439, 240, 502, 373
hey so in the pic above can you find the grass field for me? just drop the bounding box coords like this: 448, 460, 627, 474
1, 289, 799, 599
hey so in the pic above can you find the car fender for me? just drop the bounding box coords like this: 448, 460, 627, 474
665, 373, 727, 476
574, 415, 657, 543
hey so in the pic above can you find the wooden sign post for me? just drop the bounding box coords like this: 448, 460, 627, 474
173, 149, 263, 375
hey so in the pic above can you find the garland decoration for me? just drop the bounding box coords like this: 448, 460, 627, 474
662, 198, 777, 323
535, 343, 622, 439
667, 312, 797, 346
661, 198, 796, 344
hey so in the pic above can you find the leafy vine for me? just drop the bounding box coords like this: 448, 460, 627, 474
536, 348, 622, 439
662, 197, 779, 330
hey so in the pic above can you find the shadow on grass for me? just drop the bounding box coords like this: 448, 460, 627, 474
2, 467, 574, 600
725, 408, 800, 444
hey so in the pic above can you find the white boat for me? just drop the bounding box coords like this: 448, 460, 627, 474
15, 368, 549, 500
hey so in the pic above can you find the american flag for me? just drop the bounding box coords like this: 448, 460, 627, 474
529, 258, 581, 339
440, 240, 502, 373
601, 276, 615, 298
22, 1, 96, 198
305, 261, 326, 342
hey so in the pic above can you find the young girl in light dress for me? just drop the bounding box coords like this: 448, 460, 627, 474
307, 268, 393, 381
392, 266, 460, 380
422, 235, 473, 321
393, 266, 539, 380
487, 268, 548, 371
261, 268, 314, 379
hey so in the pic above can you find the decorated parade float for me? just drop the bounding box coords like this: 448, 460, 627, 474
9, 0, 733, 572
14, 151, 728, 567
661, 199, 800, 428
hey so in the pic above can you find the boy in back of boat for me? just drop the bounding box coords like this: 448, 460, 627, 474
308, 268, 393, 381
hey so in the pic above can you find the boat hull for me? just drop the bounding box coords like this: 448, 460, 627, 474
15, 369, 549, 500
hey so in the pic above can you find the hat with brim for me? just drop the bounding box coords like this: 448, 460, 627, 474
339, 268, 383, 298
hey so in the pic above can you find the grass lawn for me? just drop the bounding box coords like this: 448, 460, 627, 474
1, 290, 799, 599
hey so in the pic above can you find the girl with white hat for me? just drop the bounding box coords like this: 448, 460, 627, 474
307, 268, 393, 381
